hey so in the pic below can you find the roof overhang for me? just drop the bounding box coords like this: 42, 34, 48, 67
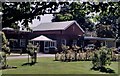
31, 35, 55, 42
84, 36, 115, 41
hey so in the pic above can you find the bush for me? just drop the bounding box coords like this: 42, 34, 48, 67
0, 32, 10, 69
91, 46, 112, 72
26, 42, 39, 63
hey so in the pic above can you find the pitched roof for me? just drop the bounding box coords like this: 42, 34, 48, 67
32, 20, 84, 32
31, 35, 53, 41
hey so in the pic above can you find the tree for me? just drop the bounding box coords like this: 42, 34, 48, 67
52, 2, 94, 31
2, 2, 66, 30
86, 2, 120, 38
52, 2, 120, 38
96, 24, 115, 38
117, 17, 120, 39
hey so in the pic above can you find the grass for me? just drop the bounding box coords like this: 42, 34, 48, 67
2, 57, 119, 74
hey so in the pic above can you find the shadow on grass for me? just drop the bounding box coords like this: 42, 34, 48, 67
53, 60, 76, 62
91, 67, 115, 73
53, 59, 91, 62
21, 62, 37, 66
1, 65, 17, 70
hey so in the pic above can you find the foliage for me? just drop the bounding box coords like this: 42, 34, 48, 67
2, 2, 68, 31
0, 31, 10, 69
72, 44, 80, 61
52, 2, 120, 38
96, 24, 115, 38
85, 2, 120, 38
26, 42, 39, 63
57, 44, 117, 64
92, 46, 112, 70
2, 2, 119, 37
52, 2, 94, 31
56, 44, 93, 61
27, 42, 35, 55
61, 44, 69, 52
0, 52, 6, 68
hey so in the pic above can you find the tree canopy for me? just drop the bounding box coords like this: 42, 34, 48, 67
52, 2, 120, 38
52, 2, 94, 31
2, 2, 67, 30
2, 2, 120, 38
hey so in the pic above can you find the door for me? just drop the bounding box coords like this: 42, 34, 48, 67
40, 41, 44, 52
44, 41, 50, 53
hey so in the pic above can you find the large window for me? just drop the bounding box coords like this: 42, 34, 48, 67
20, 39, 26, 47
9, 39, 18, 48
61, 39, 66, 45
50, 41, 56, 47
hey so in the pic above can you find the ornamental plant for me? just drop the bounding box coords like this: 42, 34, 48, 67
92, 46, 112, 72
26, 42, 39, 63
0, 32, 10, 69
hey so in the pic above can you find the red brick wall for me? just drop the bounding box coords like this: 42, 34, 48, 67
63, 23, 84, 35
33, 30, 62, 35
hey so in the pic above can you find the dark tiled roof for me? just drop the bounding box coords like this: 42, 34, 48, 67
32, 20, 84, 32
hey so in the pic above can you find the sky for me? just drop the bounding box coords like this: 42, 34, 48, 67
0, 12, 53, 29
18, 14, 53, 30
28, 12, 99, 28
27, 14, 53, 28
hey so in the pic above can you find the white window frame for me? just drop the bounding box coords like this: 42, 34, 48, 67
51, 42, 54, 47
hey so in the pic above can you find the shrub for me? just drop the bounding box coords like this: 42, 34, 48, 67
92, 46, 112, 71
26, 42, 39, 63
0, 32, 10, 69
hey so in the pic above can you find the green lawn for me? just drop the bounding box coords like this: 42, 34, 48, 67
2, 57, 119, 74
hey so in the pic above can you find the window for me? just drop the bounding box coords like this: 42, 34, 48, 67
45, 41, 49, 47
50, 41, 56, 47
9, 39, 18, 48
73, 40, 77, 46
61, 39, 66, 45
20, 39, 26, 47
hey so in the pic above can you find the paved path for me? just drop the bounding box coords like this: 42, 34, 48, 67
7, 53, 55, 59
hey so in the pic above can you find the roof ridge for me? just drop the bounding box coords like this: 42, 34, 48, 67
40, 20, 76, 24
32, 20, 76, 29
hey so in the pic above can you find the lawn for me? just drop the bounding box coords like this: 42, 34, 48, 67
2, 57, 119, 74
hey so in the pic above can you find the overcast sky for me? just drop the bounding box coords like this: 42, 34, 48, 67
28, 14, 53, 28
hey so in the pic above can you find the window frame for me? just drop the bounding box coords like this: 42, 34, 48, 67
20, 39, 26, 47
